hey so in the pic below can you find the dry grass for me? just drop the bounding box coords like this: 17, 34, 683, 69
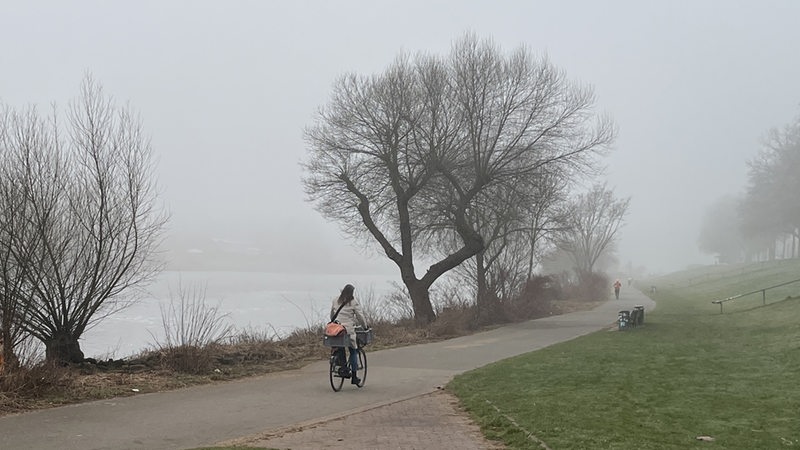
0, 292, 602, 417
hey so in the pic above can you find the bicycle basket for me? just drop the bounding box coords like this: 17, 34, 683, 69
356, 328, 373, 346
323, 334, 351, 347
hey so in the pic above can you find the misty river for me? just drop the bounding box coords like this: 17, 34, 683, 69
79, 271, 396, 359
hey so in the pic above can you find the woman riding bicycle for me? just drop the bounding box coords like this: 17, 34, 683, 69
330, 284, 368, 385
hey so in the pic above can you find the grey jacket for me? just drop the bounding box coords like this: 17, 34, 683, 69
330, 297, 367, 335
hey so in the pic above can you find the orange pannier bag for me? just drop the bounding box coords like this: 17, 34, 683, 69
325, 322, 346, 337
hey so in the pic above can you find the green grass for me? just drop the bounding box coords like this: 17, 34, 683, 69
449, 259, 800, 449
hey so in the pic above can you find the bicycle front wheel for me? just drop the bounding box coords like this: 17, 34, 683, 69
329, 355, 344, 392
355, 348, 367, 388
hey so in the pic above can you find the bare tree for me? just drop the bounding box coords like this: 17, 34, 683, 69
556, 184, 630, 281
523, 171, 572, 281
0, 107, 28, 371
0, 105, 56, 370
446, 171, 571, 323
0, 77, 167, 364
740, 114, 800, 260
441, 182, 529, 322
698, 194, 746, 264
303, 34, 613, 325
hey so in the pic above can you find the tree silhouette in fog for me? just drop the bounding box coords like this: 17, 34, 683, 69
303, 33, 612, 324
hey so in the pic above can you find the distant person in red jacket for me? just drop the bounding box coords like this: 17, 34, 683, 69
613, 279, 622, 300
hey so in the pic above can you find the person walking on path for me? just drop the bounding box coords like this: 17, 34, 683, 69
330, 284, 368, 385
613, 279, 622, 300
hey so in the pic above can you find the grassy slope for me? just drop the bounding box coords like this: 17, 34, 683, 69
449, 259, 800, 449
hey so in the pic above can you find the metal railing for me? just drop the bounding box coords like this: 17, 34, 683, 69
711, 277, 800, 313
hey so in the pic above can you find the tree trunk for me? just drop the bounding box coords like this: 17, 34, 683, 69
44, 330, 85, 364
1, 335, 18, 373
575, 268, 590, 286
475, 251, 500, 325
527, 223, 539, 281
405, 280, 436, 326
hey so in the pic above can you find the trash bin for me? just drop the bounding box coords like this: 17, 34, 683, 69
629, 308, 640, 327
633, 305, 645, 326
618, 310, 631, 331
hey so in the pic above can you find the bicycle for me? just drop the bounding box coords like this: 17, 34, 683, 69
322, 326, 372, 392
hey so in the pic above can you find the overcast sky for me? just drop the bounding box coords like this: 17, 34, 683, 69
2, 0, 799, 275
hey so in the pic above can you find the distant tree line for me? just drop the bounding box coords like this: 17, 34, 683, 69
698, 114, 800, 263
303, 33, 629, 325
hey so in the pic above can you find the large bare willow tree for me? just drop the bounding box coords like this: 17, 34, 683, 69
303, 34, 613, 324
0, 77, 166, 364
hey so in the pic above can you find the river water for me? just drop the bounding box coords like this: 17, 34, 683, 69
79, 271, 397, 359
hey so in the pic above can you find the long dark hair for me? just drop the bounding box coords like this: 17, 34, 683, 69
337, 284, 355, 305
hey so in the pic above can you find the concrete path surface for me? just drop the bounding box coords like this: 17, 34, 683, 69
0, 288, 653, 450
228, 389, 506, 450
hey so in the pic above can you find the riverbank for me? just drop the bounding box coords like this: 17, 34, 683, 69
0, 296, 602, 416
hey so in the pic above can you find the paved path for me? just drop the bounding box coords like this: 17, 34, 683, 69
0, 288, 653, 450
229, 389, 506, 450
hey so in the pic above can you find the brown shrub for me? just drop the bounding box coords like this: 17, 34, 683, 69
430, 304, 479, 337
157, 345, 216, 374
573, 272, 611, 302
496, 275, 562, 321
0, 362, 74, 398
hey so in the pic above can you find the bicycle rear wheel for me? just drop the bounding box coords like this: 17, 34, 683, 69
355, 348, 367, 388
329, 353, 344, 392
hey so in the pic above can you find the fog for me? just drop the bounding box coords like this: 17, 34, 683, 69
2, 0, 799, 276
